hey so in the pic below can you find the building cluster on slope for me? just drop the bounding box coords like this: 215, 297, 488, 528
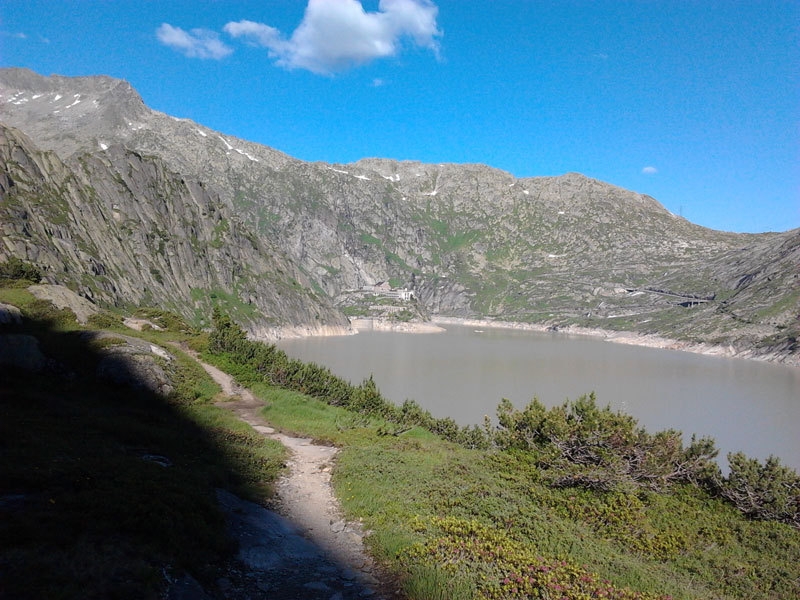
360, 282, 416, 301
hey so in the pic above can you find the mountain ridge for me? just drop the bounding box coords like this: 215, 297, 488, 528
1, 67, 797, 362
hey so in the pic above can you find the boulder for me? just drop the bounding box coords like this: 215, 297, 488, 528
27, 284, 98, 324
0, 334, 46, 371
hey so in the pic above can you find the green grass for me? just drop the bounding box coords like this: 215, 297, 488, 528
189, 286, 259, 325
5, 288, 798, 599
360, 232, 382, 245
230, 374, 800, 600
0, 286, 49, 312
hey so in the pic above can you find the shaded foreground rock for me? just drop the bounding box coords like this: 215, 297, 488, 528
0, 333, 46, 371
91, 332, 175, 396
211, 489, 382, 600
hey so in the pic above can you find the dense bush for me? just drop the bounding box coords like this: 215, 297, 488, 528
492, 395, 720, 492
403, 516, 673, 600
87, 311, 125, 329
0, 257, 42, 282
718, 452, 800, 527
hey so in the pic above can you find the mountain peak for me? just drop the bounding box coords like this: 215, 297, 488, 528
0, 68, 148, 157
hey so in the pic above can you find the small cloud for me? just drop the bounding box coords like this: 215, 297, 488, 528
371, 78, 385, 87
591, 52, 608, 60
642, 166, 658, 175
223, 20, 283, 48
1, 31, 28, 40
156, 23, 233, 60
224, 0, 442, 75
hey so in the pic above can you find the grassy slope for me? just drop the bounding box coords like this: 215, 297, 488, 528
2, 282, 798, 599
206, 374, 799, 600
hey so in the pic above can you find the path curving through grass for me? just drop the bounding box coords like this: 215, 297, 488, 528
185, 347, 388, 596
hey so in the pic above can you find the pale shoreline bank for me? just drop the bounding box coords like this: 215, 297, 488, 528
264, 316, 798, 368
432, 316, 799, 368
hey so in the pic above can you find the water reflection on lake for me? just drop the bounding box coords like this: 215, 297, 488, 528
278, 325, 800, 471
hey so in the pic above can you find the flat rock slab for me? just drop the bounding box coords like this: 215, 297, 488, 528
27, 284, 98, 324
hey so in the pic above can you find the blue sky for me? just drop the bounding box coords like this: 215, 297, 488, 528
1, 1, 797, 233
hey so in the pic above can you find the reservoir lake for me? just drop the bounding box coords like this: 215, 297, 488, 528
278, 325, 800, 471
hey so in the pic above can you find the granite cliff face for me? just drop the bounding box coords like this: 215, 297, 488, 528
0, 68, 797, 359
0, 124, 348, 336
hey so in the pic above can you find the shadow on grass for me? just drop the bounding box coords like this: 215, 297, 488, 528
0, 314, 382, 600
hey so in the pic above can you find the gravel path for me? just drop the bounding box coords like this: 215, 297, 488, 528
182, 350, 392, 599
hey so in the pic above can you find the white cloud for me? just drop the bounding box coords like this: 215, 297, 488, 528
224, 0, 442, 75
642, 166, 658, 175
1, 31, 28, 40
156, 23, 233, 60
371, 78, 386, 87
223, 20, 283, 48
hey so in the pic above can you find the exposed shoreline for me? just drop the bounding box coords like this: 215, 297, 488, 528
432, 316, 799, 368
264, 316, 798, 368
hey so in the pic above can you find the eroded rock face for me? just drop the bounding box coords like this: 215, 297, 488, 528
0, 123, 348, 336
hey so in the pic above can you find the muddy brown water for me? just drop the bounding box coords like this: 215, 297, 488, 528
278, 325, 800, 471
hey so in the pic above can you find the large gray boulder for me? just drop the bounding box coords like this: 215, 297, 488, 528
0, 334, 47, 371
27, 284, 99, 324
93, 334, 175, 396
0, 302, 21, 325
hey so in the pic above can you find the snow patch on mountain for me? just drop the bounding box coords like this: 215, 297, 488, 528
218, 136, 234, 151
235, 148, 260, 162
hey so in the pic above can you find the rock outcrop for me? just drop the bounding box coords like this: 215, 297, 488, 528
27, 284, 99, 324
0, 123, 348, 336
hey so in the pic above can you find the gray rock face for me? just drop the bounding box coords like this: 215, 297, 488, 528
0, 122, 347, 336
1, 68, 797, 359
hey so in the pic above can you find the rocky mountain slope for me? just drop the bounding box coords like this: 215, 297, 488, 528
0, 124, 347, 336
1, 68, 797, 360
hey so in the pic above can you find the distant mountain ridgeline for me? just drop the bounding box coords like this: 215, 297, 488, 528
0, 67, 797, 360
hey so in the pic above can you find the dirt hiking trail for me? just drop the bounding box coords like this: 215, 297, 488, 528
179, 348, 393, 599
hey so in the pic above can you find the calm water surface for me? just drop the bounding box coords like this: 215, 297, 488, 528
278, 326, 800, 471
